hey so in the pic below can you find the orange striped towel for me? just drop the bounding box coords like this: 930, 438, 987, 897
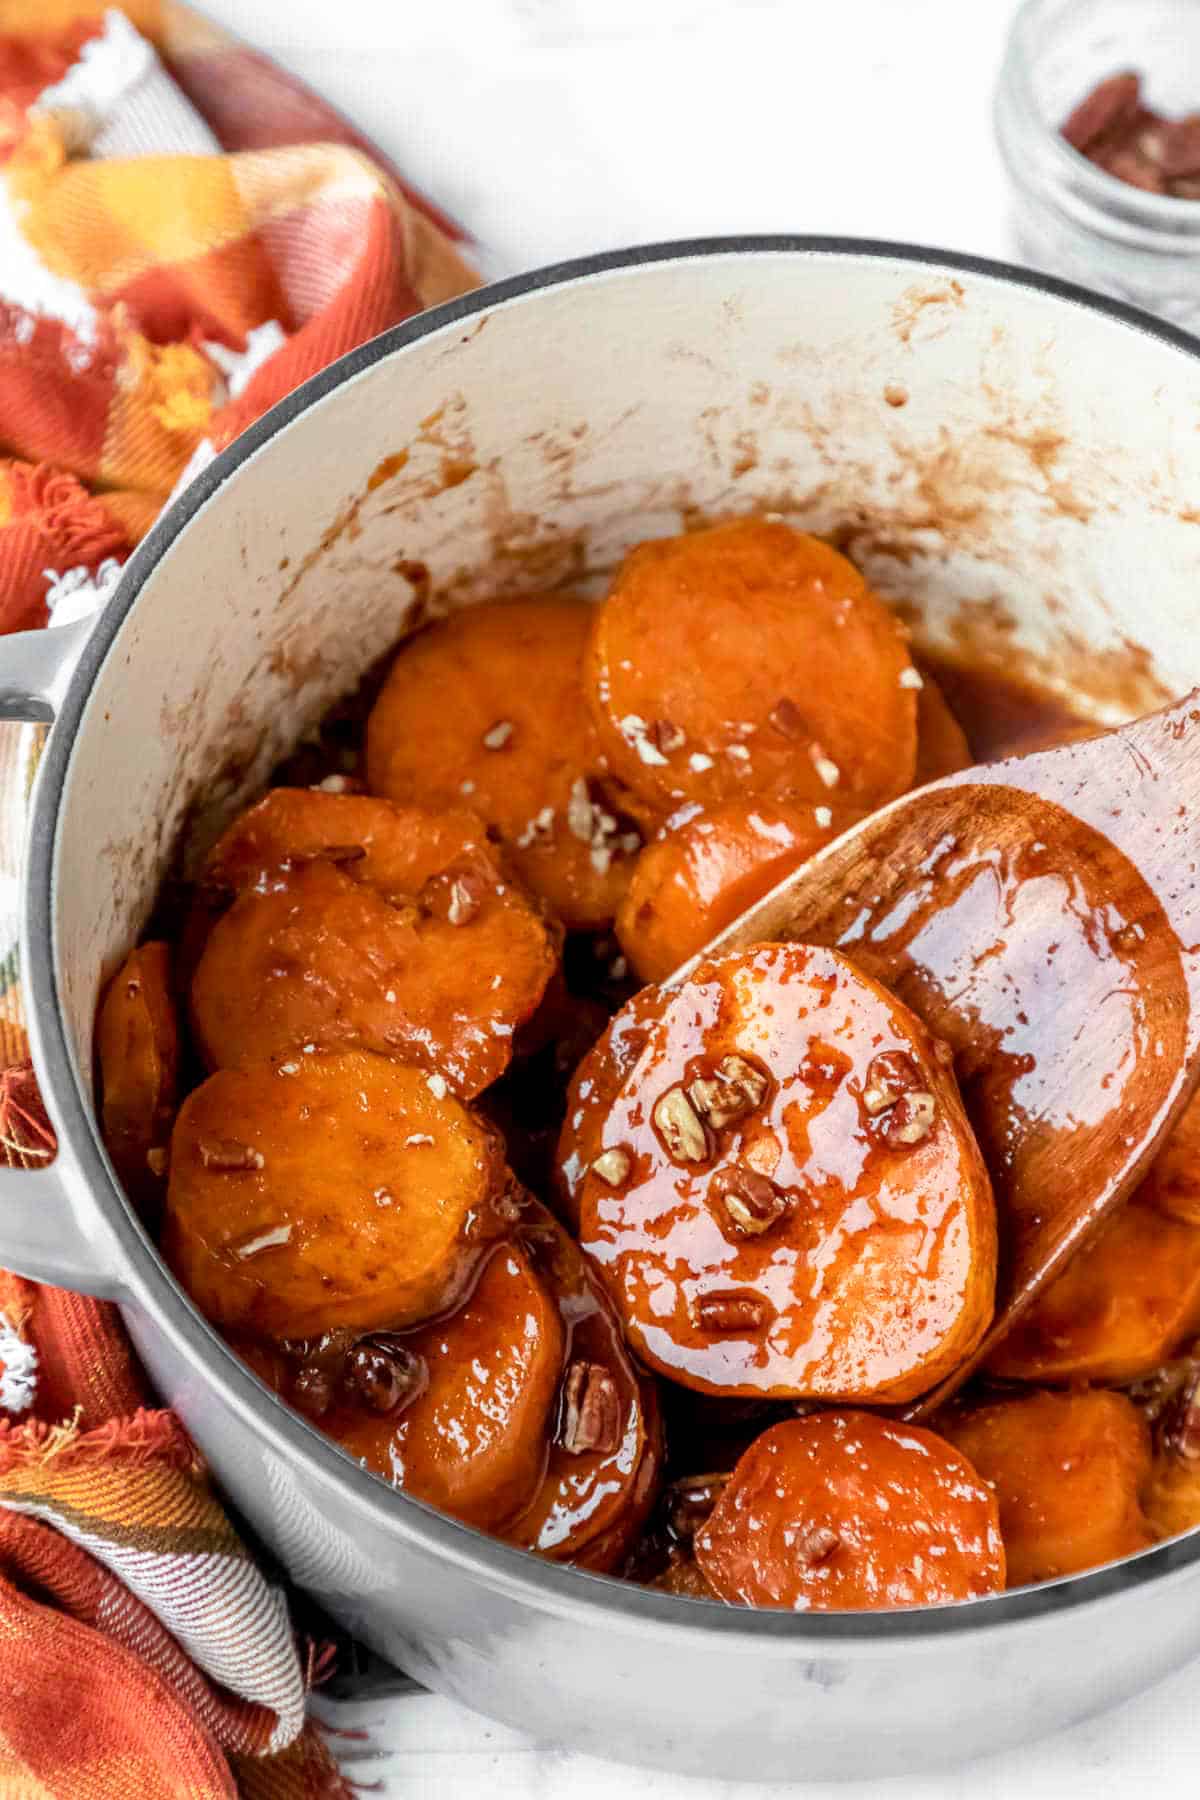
0, 1258, 349, 1798
0, 2, 479, 635
0, 7, 482, 1794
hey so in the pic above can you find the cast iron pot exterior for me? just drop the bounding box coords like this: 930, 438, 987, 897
5, 241, 1200, 1781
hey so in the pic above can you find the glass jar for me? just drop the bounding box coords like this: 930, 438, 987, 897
995, 0, 1200, 328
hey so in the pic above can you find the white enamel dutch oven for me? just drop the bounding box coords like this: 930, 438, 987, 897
4, 240, 1200, 1782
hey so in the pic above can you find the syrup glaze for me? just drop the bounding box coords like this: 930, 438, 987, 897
776, 777, 1188, 1306
567, 943, 996, 1403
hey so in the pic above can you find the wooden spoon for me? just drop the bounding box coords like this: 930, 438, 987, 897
691, 689, 1200, 1416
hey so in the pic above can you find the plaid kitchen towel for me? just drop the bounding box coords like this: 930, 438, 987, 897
0, 6, 481, 1795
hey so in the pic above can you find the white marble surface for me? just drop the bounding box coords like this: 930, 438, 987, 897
193, 2, 1195, 1791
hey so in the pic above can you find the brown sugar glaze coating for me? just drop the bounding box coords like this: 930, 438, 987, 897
242, 1240, 565, 1532
366, 597, 640, 930
191, 791, 559, 1097
913, 674, 972, 783
615, 800, 862, 984
694, 1413, 1005, 1610
164, 1051, 515, 1340
239, 1200, 660, 1568
107, 514, 1200, 1606
585, 519, 919, 822
613, 669, 964, 987
565, 942, 997, 1403
507, 1201, 663, 1567
1144, 1088, 1200, 1226
986, 1189, 1200, 1386
938, 1389, 1154, 1587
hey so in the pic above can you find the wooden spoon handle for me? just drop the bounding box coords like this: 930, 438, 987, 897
701, 689, 1200, 1412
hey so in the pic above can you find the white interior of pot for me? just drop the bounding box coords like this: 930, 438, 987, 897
53, 248, 1200, 1090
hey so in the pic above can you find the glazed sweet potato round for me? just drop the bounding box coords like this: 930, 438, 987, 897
202, 786, 514, 900
986, 1194, 1200, 1385
913, 675, 972, 784
164, 1052, 513, 1340
365, 597, 640, 929
650, 1554, 719, 1599
938, 1389, 1154, 1587
564, 942, 997, 1402
584, 519, 919, 821
310, 1241, 565, 1530
1143, 1409, 1200, 1541
555, 981, 667, 1232
1144, 1089, 1200, 1227
508, 1204, 663, 1569
96, 942, 180, 1214
614, 799, 860, 983
694, 1413, 1005, 1610
243, 1214, 661, 1558
191, 791, 559, 1098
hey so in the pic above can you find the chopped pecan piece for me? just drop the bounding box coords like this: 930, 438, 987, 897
653, 1086, 710, 1163
768, 696, 804, 738
1162, 1368, 1200, 1463
1061, 70, 1141, 152
688, 1054, 769, 1131
710, 1165, 790, 1237
861, 1050, 920, 1117
344, 1341, 425, 1415
559, 1359, 621, 1455
692, 1291, 769, 1333
421, 867, 486, 926
666, 1472, 729, 1542
198, 1138, 263, 1172
879, 1090, 936, 1147
446, 876, 482, 926
649, 718, 686, 755
566, 776, 596, 842
590, 1147, 632, 1187
798, 1525, 841, 1567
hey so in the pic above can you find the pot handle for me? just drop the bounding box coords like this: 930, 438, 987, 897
0, 1164, 120, 1297
0, 615, 122, 1298
0, 616, 91, 721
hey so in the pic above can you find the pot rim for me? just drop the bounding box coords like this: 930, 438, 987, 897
31, 234, 1200, 1646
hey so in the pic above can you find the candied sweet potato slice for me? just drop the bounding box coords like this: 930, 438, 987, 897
365, 598, 640, 929
555, 981, 668, 1231
164, 1052, 512, 1339
939, 1390, 1154, 1586
566, 942, 996, 1402
987, 1194, 1200, 1385
96, 942, 180, 1213
567, 1389, 665, 1574
650, 1554, 719, 1599
1144, 1089, 1200, 1226
584, 520, 918, 819
913, 674, 972, 784
615, 799, 860, 983
1143, 1370, 1200, 1541
1143, 1455, 1200, 1541
506, 1203, 663, 1569
307, 1241, 566, 1531
694, 1413, 1005, 1610
191, 796, 559, 1098
204, 788, 504, 904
